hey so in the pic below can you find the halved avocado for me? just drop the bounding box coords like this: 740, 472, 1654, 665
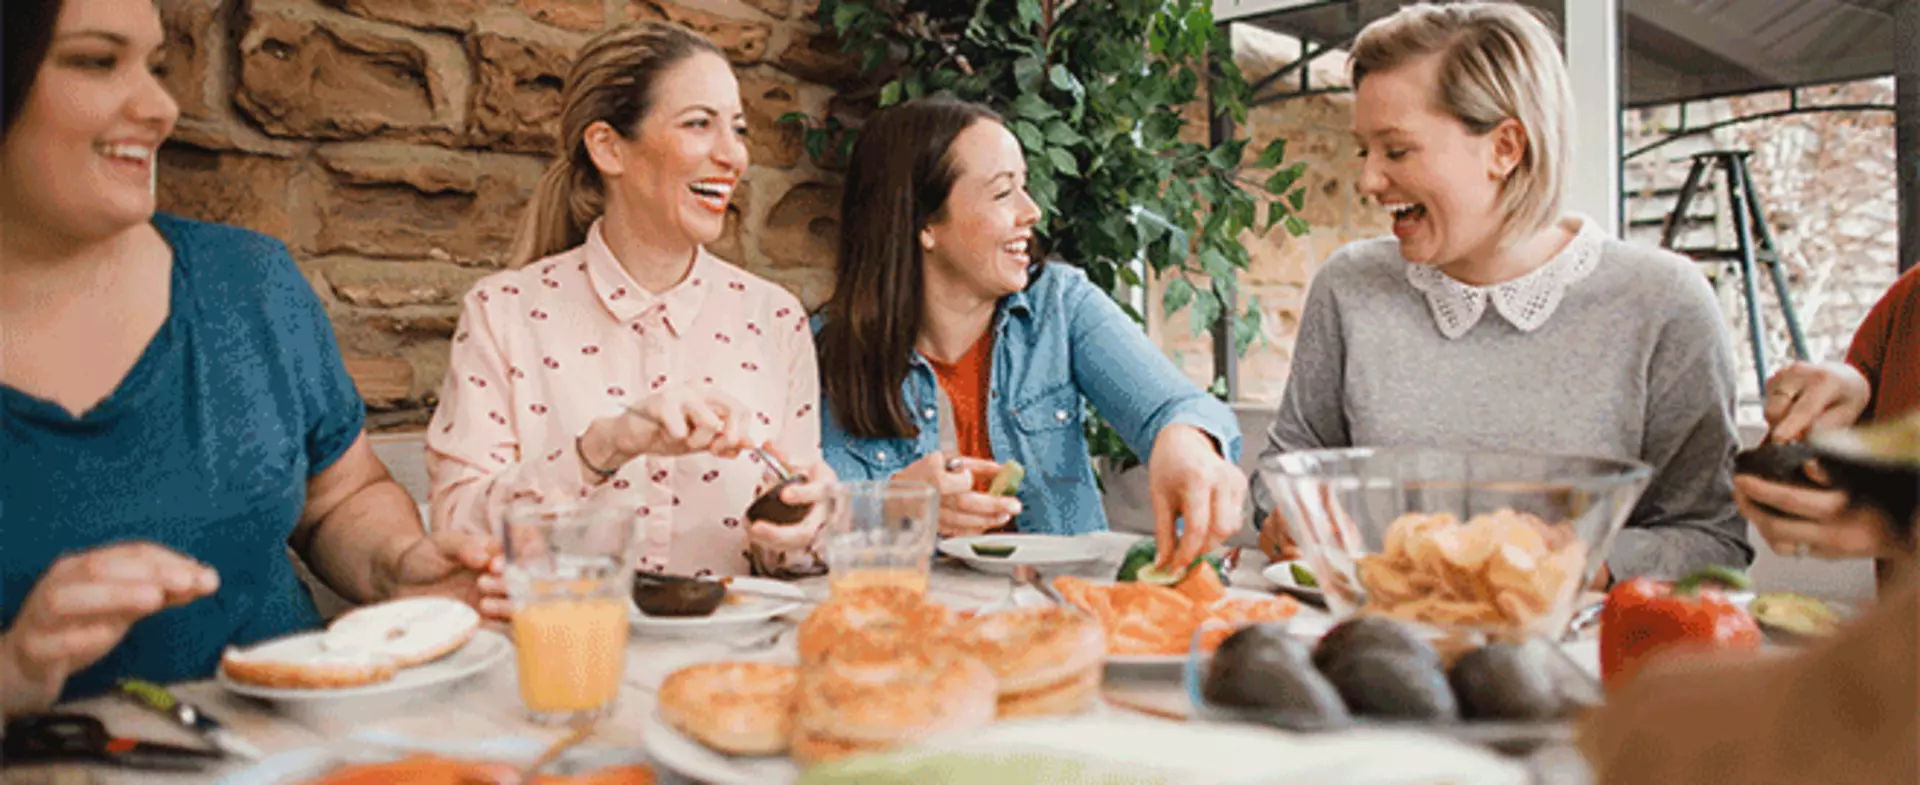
970, 543, 1018, 559
632, 572, 727, 617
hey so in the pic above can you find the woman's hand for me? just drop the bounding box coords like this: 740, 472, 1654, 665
0, 542, 220, 716
1734, 470, 1894, 560
1763, 362, 1871, 443
747, 444, 836, 553
895, 451, 1020, 537
1148, 425, 1246, 572
1257, 508, 1301, 561
577, 385, 756, 479
383, 529, 508, 621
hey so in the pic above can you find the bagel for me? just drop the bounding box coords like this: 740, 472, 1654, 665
944, 606, 1105, 693
790, 642, 996, 766
796, 586, 954, 665
658, 661, 797, 756
995, 665, 1103, 718
220, 639, 398, 689
323, 597, 480, 668
221, 596, 480, 690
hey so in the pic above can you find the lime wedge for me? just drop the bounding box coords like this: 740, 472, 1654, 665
988, 461, 1025, 496
1289, 562, 1319, 589
1133, 561, 1189, 585
971, 543, 1017, 559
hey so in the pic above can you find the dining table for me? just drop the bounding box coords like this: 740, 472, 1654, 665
7, 533, 1604, 785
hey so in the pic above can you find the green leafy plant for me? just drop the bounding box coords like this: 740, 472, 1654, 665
784, 0, 1311, 471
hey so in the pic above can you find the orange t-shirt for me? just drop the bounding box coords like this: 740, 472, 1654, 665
1847, 264, 1920, 424
926, 331, 995, 492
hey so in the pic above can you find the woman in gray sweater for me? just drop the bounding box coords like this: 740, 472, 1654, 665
1251, 2, 1750, 582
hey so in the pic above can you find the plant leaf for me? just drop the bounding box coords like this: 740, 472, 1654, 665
1011, 120, 1046, 152
1264, 161, 1306, 194
1011, 92, 1057, 121
1163, 276, 1195, 316
1288, 188, 1306, 211
1047, 148, 1080, 176
1254, 138, 1288, 169
879, 80, 902, 107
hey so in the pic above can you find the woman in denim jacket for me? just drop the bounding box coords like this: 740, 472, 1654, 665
813, 97, 1246, 569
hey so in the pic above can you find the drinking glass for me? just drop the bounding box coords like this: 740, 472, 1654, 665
502, 496, 635, 726
820, 480, 938, 597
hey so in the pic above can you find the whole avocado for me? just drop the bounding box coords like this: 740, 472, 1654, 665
1202, 624, 1352, 730
1447, 642, 1565, 722
1319, 649, 1459, 721
1311, 616, 1440, 674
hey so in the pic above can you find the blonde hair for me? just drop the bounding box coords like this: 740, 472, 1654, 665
1350, 2, 1572, 245
509, 21, 724, 267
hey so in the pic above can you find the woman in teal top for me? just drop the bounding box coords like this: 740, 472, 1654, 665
814, 98, 1247, 570
0, 0, 500, 715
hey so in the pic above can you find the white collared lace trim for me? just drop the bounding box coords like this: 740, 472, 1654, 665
1404, 216, 1605, 339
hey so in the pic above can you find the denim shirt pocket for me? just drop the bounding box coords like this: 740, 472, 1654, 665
1008, 384, 1090, 482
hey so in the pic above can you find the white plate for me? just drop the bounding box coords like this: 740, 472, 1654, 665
642, 707, 800, 785
1261, 560, 1328, 603
937, 534, 1108, 574
1101, 588, 1335, 666
217, 629, 509, 703
760, 715, 1526, 784
630, 577, 805, 635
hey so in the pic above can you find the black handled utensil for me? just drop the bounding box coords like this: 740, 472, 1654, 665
4, 714, 222, 772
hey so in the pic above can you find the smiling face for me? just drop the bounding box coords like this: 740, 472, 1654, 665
920, 120, 1042, 300
588, 50, 745, 251
1352, 53, 1520, 271
0, 0, 178, 241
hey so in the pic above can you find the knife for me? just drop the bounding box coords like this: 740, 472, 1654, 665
114, 679, 264, 761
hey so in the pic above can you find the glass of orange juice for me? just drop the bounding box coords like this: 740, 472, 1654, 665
502, 497, 634, 726
821, 480, 938, 597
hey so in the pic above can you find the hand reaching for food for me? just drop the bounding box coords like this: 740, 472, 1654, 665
1148, 425, 1246, 574
0, 542, 219, 716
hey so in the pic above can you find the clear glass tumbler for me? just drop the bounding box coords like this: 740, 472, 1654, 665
502, 496, 635, 726
820, 480, 939, 597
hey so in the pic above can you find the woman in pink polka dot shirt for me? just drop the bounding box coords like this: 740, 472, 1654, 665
427, 22, 833, 581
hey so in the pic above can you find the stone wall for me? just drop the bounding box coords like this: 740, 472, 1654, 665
154, 0, 859, 429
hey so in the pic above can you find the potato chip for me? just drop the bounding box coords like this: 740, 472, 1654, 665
1356, 509, 1587, 634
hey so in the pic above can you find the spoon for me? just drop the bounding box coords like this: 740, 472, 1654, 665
512, 723, 595, 784
744, 446, 813, 525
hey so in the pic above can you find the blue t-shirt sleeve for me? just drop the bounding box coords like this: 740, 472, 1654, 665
248, 236, 366, 475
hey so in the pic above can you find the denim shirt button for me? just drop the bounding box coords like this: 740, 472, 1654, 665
1054, 410, 1069, 422
875, 450, 888, 462
922, 407, 936, 420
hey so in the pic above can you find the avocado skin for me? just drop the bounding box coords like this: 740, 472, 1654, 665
1203, 624, 1353, 730
1311, 616, 1440, 674
1320, 649, 1459, 722
1447, 642, 1565, 721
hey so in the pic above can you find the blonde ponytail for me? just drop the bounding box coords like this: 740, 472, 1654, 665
508, 21, 724, 267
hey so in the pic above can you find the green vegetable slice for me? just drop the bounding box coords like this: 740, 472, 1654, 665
1289, 562, 1319, 589
971, 543, 1017, 559
988, 461, 1025, 496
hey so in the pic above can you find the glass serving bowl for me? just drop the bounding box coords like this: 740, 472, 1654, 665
1260, 448, 1653, 640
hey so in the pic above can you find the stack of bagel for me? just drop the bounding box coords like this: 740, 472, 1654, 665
658, 586, 1107, 767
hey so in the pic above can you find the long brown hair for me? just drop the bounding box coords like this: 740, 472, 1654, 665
509, 21, 723, 266
816, 97, 1002, 440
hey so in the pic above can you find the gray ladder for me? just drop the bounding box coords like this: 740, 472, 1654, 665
1659, 150, 1810, 393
